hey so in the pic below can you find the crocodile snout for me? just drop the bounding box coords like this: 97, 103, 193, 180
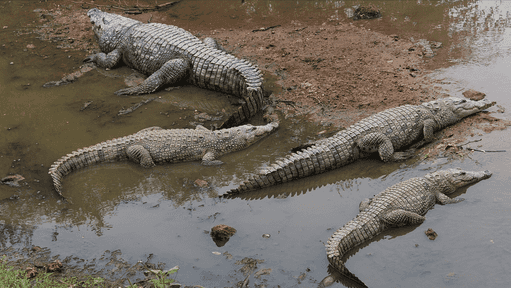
255, 122, 279, 136
482, 170, 492, 179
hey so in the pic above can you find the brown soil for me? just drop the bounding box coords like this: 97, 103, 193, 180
32, 1, 509, 160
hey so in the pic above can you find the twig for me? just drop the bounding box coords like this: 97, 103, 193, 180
252, 25, 281, 32
118, 98, 156, 115
293, 27, 307, 32
459, 139, 482, 146
465, 148, 506, 153
456, 139, 505, 152
80, 101, 93, 111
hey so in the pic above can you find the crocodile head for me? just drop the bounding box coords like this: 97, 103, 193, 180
422, 97, 496, 127
226, 121, 279, 150
87, 8, 140, 53
425, 168, 492, 194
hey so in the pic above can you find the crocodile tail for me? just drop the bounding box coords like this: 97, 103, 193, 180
325, 259, 368, 288
223, 139, 351, 197
219, 86, 264, 129
48, 139, 128, 197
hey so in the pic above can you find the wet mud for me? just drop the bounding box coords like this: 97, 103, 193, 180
1, 0, 510, 287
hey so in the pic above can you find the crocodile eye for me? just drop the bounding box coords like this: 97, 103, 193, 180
459, 172, 466, 175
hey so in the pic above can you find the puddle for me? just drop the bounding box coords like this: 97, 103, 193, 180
1, 0, 510, 287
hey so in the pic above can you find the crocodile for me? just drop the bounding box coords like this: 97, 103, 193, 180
49, 122, 278, 198
323, 168, 492, 287
84, 8, 265, 128
223, 97, 495, 197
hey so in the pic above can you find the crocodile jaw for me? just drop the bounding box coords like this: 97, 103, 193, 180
454, 99, 497, 118
450, 168, 492, 187
430, 168, 492, 194
447, 97, 495, 118
244, 122, 279, 145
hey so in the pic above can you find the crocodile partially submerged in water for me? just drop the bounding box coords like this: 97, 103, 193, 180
49, 122, 278, 198
223, 97, 495, 197
323, 168, 492, 287
84, 8, 265, 128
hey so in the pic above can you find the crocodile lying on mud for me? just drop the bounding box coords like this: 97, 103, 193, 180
84, 8, 265, 128
49, 122, 278, 198
223, 97, 495, 197
322, 168, 492, 287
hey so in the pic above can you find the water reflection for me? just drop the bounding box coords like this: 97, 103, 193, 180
446, 1, 511, 63
0, 223, 35, 249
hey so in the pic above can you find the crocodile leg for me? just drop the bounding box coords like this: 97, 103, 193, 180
126, 145, 156, 168
201, 150, 223, 166
423, 119, 436, 141
203, 37, 225, 51
115, 58, 191, 95
436, 192, 464, 204
356, 132, 415, 162
84, 49, 122, 68
380, 209, 426, 226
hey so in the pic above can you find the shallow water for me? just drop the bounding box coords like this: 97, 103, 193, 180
1, 0, 510, 287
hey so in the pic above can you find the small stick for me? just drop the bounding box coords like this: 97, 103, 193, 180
459, 139, 482, 146
465, 148, 506, 153
252, 25, 281, 32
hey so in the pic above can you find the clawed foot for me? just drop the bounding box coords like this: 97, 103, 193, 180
390, 148, 416, 161
83, 55, 95, 63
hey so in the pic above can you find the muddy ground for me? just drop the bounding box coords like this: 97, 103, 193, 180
3, 0, 509, 286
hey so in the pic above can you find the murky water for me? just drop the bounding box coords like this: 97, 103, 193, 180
1, 0, 510, 287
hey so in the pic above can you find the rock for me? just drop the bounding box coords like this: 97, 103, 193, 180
1, 174, 25, 187
462, 89, 486, 101
430, 41, 443, 49
211, 224, 237, 247
320, 275, 336, 287
353, 5, 382, 20
425, 228, 438, 240
45, 260, 63, 272
25, 267, 38, 279
194, 179, 208, 188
